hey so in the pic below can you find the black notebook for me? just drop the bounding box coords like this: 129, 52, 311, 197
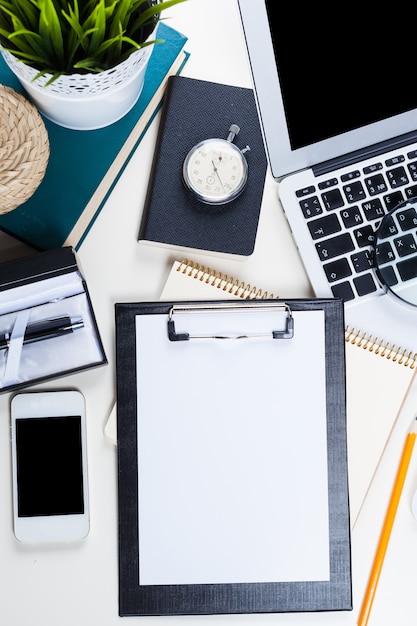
116, 298, 352, 616
138, 76, 268, 258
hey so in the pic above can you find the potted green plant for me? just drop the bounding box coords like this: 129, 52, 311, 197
0, 0, 186, 129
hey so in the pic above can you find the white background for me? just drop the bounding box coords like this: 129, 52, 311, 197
1, 1, 417, 624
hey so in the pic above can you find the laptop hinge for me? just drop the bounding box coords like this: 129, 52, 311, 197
312, 129, 417, 178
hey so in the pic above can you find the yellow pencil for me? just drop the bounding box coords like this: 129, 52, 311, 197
358, 416, 417, 626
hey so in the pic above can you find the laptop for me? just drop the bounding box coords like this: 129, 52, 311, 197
237, 0, 417, 355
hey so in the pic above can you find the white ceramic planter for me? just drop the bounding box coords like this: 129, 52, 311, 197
1, 44, 153, 130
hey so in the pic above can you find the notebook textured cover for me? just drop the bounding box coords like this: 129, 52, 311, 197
138, 76, 268, 258
116, 298, 351, 615
0, 23, 188, 250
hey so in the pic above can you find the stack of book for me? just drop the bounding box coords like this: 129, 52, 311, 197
0, 23, 189, 250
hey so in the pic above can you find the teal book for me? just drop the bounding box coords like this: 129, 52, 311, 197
0, 23, 189, 250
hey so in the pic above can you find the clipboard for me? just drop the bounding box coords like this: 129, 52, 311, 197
115, 299, 352, 616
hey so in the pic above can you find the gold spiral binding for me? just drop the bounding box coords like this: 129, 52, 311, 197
345, 326, 417, 369
177, 259, 278, 300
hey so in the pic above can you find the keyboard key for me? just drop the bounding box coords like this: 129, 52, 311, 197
331, 281, 355, 301
377, 213, 398, 238
318, 178, 338, 190
393, 233, 417, 257
397, 255, 417, 281
362, 197, 385, 221
377, 264, 398, 287
375, 240, 395, 264
353, 225, 376, 247
386, 155, 405, 166
365, 173, 387, 195
315, 233, 355, 261
299, 196, 322, 218
307, 214, 341, 239
296, 186, 316, 197
405, 184, 417, 199
343, 180, 366, 203
407, 162, 417, 181
350, 250, 373, 273
396, 206, 417, 231
323, 258, 352, 282
387, 166, 409, 188
383, 190, 403, 210
353, 273, 377, 296
341, 170, 360, 182
363, 162, 383, 174
321, 188, 344, 211
340, 206, 363, 228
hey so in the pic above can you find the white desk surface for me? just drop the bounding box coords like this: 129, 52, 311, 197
1, 1, 417, 624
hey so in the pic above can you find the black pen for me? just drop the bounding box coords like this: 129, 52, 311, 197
0, 316, 84, 349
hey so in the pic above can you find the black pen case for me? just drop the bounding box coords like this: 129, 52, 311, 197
0, 246, 107, 393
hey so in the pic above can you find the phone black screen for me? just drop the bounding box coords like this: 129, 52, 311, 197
15, 416, 84, 517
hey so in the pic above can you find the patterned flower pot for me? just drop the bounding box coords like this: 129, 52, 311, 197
1, 43, 153, 131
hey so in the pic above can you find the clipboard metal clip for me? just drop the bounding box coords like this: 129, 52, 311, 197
167, 302, 294, 341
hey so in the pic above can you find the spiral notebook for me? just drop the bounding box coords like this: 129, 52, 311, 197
160, 259, 417, 525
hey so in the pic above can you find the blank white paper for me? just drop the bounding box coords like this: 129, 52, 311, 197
135, 308, 329, 586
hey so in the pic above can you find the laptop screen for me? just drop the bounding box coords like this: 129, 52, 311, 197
238, 0, 417, 177
266, 2, 417, 151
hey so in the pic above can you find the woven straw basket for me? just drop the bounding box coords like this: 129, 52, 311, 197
0, 85, 49, 213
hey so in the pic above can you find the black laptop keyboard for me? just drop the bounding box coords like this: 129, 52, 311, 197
296, 148, 417, 302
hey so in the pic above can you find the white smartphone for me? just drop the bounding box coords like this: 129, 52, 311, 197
10, 390, 90, 542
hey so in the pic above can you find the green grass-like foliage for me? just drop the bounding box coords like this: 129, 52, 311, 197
0, 0, 186, 83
